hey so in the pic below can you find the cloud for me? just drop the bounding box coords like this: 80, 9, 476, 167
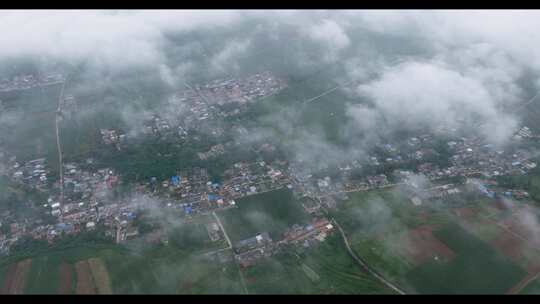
351, 61, 519, 145
0, 10, 243, 70
210, 39, 251, 74
305, 19, 350, 61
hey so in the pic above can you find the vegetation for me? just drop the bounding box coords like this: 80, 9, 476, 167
219, 189, 310, 243
406, 223, 526, 294
243, 234, 393, 294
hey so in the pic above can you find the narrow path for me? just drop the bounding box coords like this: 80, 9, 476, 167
212, 211, 232, 250
330, 216, 406, 295
55, 79, 67, 204
507, 269, 540, 294
212, 211, 249, 294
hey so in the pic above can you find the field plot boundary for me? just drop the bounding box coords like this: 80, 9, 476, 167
58, 262, 75, 294
401, 225, 456, 266
75, 258, 112, 294
0, 259, 32, 294
87, 258, 112, 294
75, 260, 97, 294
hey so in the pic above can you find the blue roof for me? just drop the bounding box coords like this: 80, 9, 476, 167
208, 194, 221, 201
478, 184, 487, 192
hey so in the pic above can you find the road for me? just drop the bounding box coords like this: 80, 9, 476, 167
315, 182, 403, 199
302, 79, 356, 104
212, 211, 249, 294
331, 218, 407, 295
55, 79, 67, 204
212, 211, 232, 249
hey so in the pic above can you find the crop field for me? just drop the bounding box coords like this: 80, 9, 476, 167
75, 260, 97, 294
0, 85, 62, 165
0, 229, 241, 295
0, 259, 32, 294
330, 188, 538, 294
218, 189, 310, 243
102, 245, 243, 294
406, 223, 526, 294
24, 256, 61, 294
400, 225, 456, 266
521, 277, 540, 294
167, 222, 226, 253
243, 234, 393, 294
57, 262, 75, 294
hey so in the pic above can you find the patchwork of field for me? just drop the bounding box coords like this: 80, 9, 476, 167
406, 223, 526, 294
219, 188, 310, 243
400, 225, 456, 266
0, 259, 32, 294
57, 263, 75, 294
0, 242, 243, 294
332, 188, 538, 294
457, 203, 540, 294
73, 258, 112, 294
242, 234, 393, 294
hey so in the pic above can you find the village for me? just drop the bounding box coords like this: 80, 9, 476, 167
0, 73, 65, 93
1, 69, 540, 269
2, 124, 539, 265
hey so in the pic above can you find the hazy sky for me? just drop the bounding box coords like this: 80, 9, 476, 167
3, 10, 540, 151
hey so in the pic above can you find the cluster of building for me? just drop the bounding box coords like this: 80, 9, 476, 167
0, 153, 152, 254
9, 157, 50, 190
100, 129, 126, 148
197, 71, 287, 106
197, 144, 225, 160
142, 114, 172, 136
281, 218, 334, 245
234, 232, 277, 268
0, 73, 64, 92
146, 160, 292, 217
233, 217, 335, 268
136, 72, 286, 141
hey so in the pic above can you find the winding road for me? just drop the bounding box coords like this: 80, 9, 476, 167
332, 218, 407, 295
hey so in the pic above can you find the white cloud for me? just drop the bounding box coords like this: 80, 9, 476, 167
352, 61, 519, 145
0, 10, 243, 70
305, 19, 350, 62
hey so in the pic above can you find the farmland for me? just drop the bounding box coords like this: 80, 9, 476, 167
0, 221, 241, 294
521, 278, 540, 294
218, 189, 310, 243
242, 234, 393, 294
331, 187, 534, 294
406, 223, 526, 294
0, 259, 32, 294
24, 256, 61, 294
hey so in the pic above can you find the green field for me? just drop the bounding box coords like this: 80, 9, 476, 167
24, 255, 62, 294
406, 223, 527, 294
218, 189, 310, 243
521, 277, 540, 294
331, 188, 529, 294
167, 221, 228, 253
0, 224, 240, 294
243, 234, 393, 294
0, 85, 61, 165
101, 244, 242, 294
